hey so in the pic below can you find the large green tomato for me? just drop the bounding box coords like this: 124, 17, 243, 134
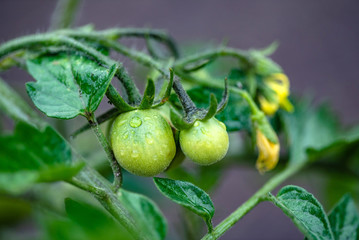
110, 109, 176, 177
179, 118, 229, 165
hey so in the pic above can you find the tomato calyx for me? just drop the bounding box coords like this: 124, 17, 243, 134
170, 77, 228, 131
107, 68, 174, 114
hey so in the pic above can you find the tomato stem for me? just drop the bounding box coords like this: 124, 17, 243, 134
200, 162, 306, 240
87, 112, 123, 191
172, 77, 197, 119
0, 33, 142, 104
67, 178, 107, 199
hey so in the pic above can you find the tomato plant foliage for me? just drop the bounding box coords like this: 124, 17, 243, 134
0, 7, 358, 239
26, 54, 117, 119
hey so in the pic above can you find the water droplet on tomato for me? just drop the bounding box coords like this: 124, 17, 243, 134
131, 150, 139, 158
145, 133, 153, 144
122, 132, 129, 139
201, 127, 208, 134
159, 150, 165, 156
120, 150, 125, 156
194, 121, 200, 127
130, 117, 142, 128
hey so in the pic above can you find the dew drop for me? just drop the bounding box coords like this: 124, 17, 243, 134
144, 117, 151, 121
122, 132, 129, 139
130, 117, 142, 128
194, 121, 200, 127
159, 150, 165, 156
145, 132, 154, 144
201, 127, 208, 134
120, 150, 125, 156
131, 150, 139, 158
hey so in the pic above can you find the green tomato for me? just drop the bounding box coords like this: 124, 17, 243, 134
110, 109, 176, 177
179, 118, 229, 165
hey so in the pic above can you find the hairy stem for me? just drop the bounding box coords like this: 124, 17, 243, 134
73, 166, 149, 240
71, 107, 120, 138
74, 38, 259, 116
59, 28, 179, 58
67, 177, 107, 199
0, 33, 141, 103
172, 77, 197, 115
175, 71, 260, 114
87, 113, 122, 191
201, 162, 306, 240
174, 47, 250, 68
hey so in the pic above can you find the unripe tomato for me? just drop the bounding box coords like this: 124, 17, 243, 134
179, 118, 229, 165
110, 109, 176, 177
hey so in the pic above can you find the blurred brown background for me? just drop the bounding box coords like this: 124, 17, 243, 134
0, 1, 358, 239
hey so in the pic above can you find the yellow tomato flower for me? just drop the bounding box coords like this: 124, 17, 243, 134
255, 129, 280, 173
265, 73, 293, 112
258, 95, 279, 115
259, 73, 294, 115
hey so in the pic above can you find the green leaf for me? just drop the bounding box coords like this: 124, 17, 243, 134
64, 198, 133, 240
153, 177, 214, 231
306, 125, 359, 158
171, 86, 251, 132
0, 78, 42, 127
281, 100, 339, 164
26, 54, 117, 119
269, 185, 334, 240
117, 189, 167, 240
0, 122, 83, 193
328, 194, 359, 240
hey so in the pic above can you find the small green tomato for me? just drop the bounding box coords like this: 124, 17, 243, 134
110, 109, 176, 177
179, 118, 229, 165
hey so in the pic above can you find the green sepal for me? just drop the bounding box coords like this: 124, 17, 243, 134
182, 58, 214, 72
153, 68, 174, 108
201, 94, 218, 120
139, 78, 156, 109
258, 41, 279, 56
106, 84, 136, 112
170, 108, 193, 130
216, 77, 229, 113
